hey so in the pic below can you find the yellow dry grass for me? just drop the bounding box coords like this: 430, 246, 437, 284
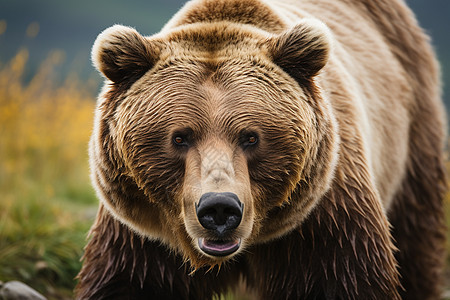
0, 49, 94, 187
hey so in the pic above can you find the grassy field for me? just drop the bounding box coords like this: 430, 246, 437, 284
0, 50, 97, 299
0, 50, 449, 299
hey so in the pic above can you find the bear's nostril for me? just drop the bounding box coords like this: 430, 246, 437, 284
196, 192, 243, 234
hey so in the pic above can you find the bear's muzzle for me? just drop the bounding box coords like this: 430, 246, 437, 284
195, 192, 243, 256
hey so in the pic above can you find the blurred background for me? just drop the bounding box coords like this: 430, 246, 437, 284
0, 0, 449, 299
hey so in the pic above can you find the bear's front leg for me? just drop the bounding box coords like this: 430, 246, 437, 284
247, 164, 401, 300
75, 205, 189, 299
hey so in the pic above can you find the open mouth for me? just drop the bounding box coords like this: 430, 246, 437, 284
198, 238, 241, 257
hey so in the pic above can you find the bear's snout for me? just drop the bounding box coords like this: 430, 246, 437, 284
195, 192, 244, 257
196, 192, 243, 235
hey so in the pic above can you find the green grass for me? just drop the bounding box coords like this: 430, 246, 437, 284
0, 179, 97, 299
0, 145, 98, 298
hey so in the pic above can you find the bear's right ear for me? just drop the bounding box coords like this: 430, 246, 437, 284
92, 25, 161, 83
264, 18, 332, 82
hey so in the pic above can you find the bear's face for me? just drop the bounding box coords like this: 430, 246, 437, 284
90, 21, 339, 267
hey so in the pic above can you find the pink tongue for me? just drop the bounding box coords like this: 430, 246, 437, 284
203, 239, 238, 251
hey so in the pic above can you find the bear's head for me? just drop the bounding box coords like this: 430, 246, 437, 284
90, 19, 339, 268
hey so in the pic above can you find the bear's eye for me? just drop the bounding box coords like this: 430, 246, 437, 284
240, 132, 259, 149
172, 135, 189, 147
248, 136, 257, 144
172, 128, 194, 149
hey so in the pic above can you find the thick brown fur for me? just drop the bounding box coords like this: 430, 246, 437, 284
76, 0, 446, 299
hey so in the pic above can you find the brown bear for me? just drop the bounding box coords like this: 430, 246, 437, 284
76, 0, 447, 299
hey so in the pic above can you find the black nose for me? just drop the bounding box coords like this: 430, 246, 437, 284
196, 192, 243, 235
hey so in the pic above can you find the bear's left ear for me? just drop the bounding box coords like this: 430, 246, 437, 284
265, 19, 332, 81
92, 25, 162, 83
